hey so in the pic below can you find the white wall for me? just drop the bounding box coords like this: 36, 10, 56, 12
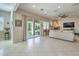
0, 10, 10, 40
59, 18, 79, 33
13, 9, 48, 43
13, 13, 23, 43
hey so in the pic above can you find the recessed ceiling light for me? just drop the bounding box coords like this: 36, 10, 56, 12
44, 11, 47, 15
58, 5, 61, 8
44, 11, 47, 14
32, 4, 36, 8
10, 8, 12, 9
10, 8, 13, 10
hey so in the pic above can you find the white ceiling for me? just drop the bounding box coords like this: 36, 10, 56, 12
0, 3, 19, 12
19, 3, 79, 19
1, 3, 79, 19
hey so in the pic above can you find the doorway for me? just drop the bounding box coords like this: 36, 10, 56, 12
26, 19, 40, 39
34, 20, 40, 37
26, 20, 33, 39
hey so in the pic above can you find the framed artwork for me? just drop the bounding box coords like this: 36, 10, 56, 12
15, 20, 22, 27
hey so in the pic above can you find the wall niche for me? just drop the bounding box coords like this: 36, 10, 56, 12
50, 20, 60, 30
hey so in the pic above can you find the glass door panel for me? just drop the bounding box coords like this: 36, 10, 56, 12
26, 20, 33, 39
34, 20, 40, 37
26, 19, 40, 39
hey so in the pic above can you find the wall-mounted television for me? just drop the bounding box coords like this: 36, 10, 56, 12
63, 22, 74, 28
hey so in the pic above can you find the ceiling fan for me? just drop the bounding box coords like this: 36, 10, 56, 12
57, 14, 68, 18
72, 3, 79, 6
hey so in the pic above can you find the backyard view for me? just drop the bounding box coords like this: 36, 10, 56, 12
26, 20, 40, 39
34, 20, 40, 36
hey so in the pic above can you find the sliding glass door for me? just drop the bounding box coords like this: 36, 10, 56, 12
26, 19, 40, 39
34, 20, 40, 37
26, 20, 33, 39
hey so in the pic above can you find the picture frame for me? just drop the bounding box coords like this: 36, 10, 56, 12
15, 20, 22, 27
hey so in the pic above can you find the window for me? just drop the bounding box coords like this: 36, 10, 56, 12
43, 21, 49, 30
0, 17, 4, 31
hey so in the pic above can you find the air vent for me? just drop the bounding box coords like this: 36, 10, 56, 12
40, 9, 44, 11
72, 3, 79, 6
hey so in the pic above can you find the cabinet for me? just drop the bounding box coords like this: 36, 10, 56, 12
5, 32, 9, 40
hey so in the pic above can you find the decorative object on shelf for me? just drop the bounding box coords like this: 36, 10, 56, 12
5, 27, 10, 32
5, 32, 9, 40
4, 27, 10, 40
7, 22, 9, 24
15, 20, 22, 27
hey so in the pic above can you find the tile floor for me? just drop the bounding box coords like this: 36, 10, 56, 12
0, 36, 79, 56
